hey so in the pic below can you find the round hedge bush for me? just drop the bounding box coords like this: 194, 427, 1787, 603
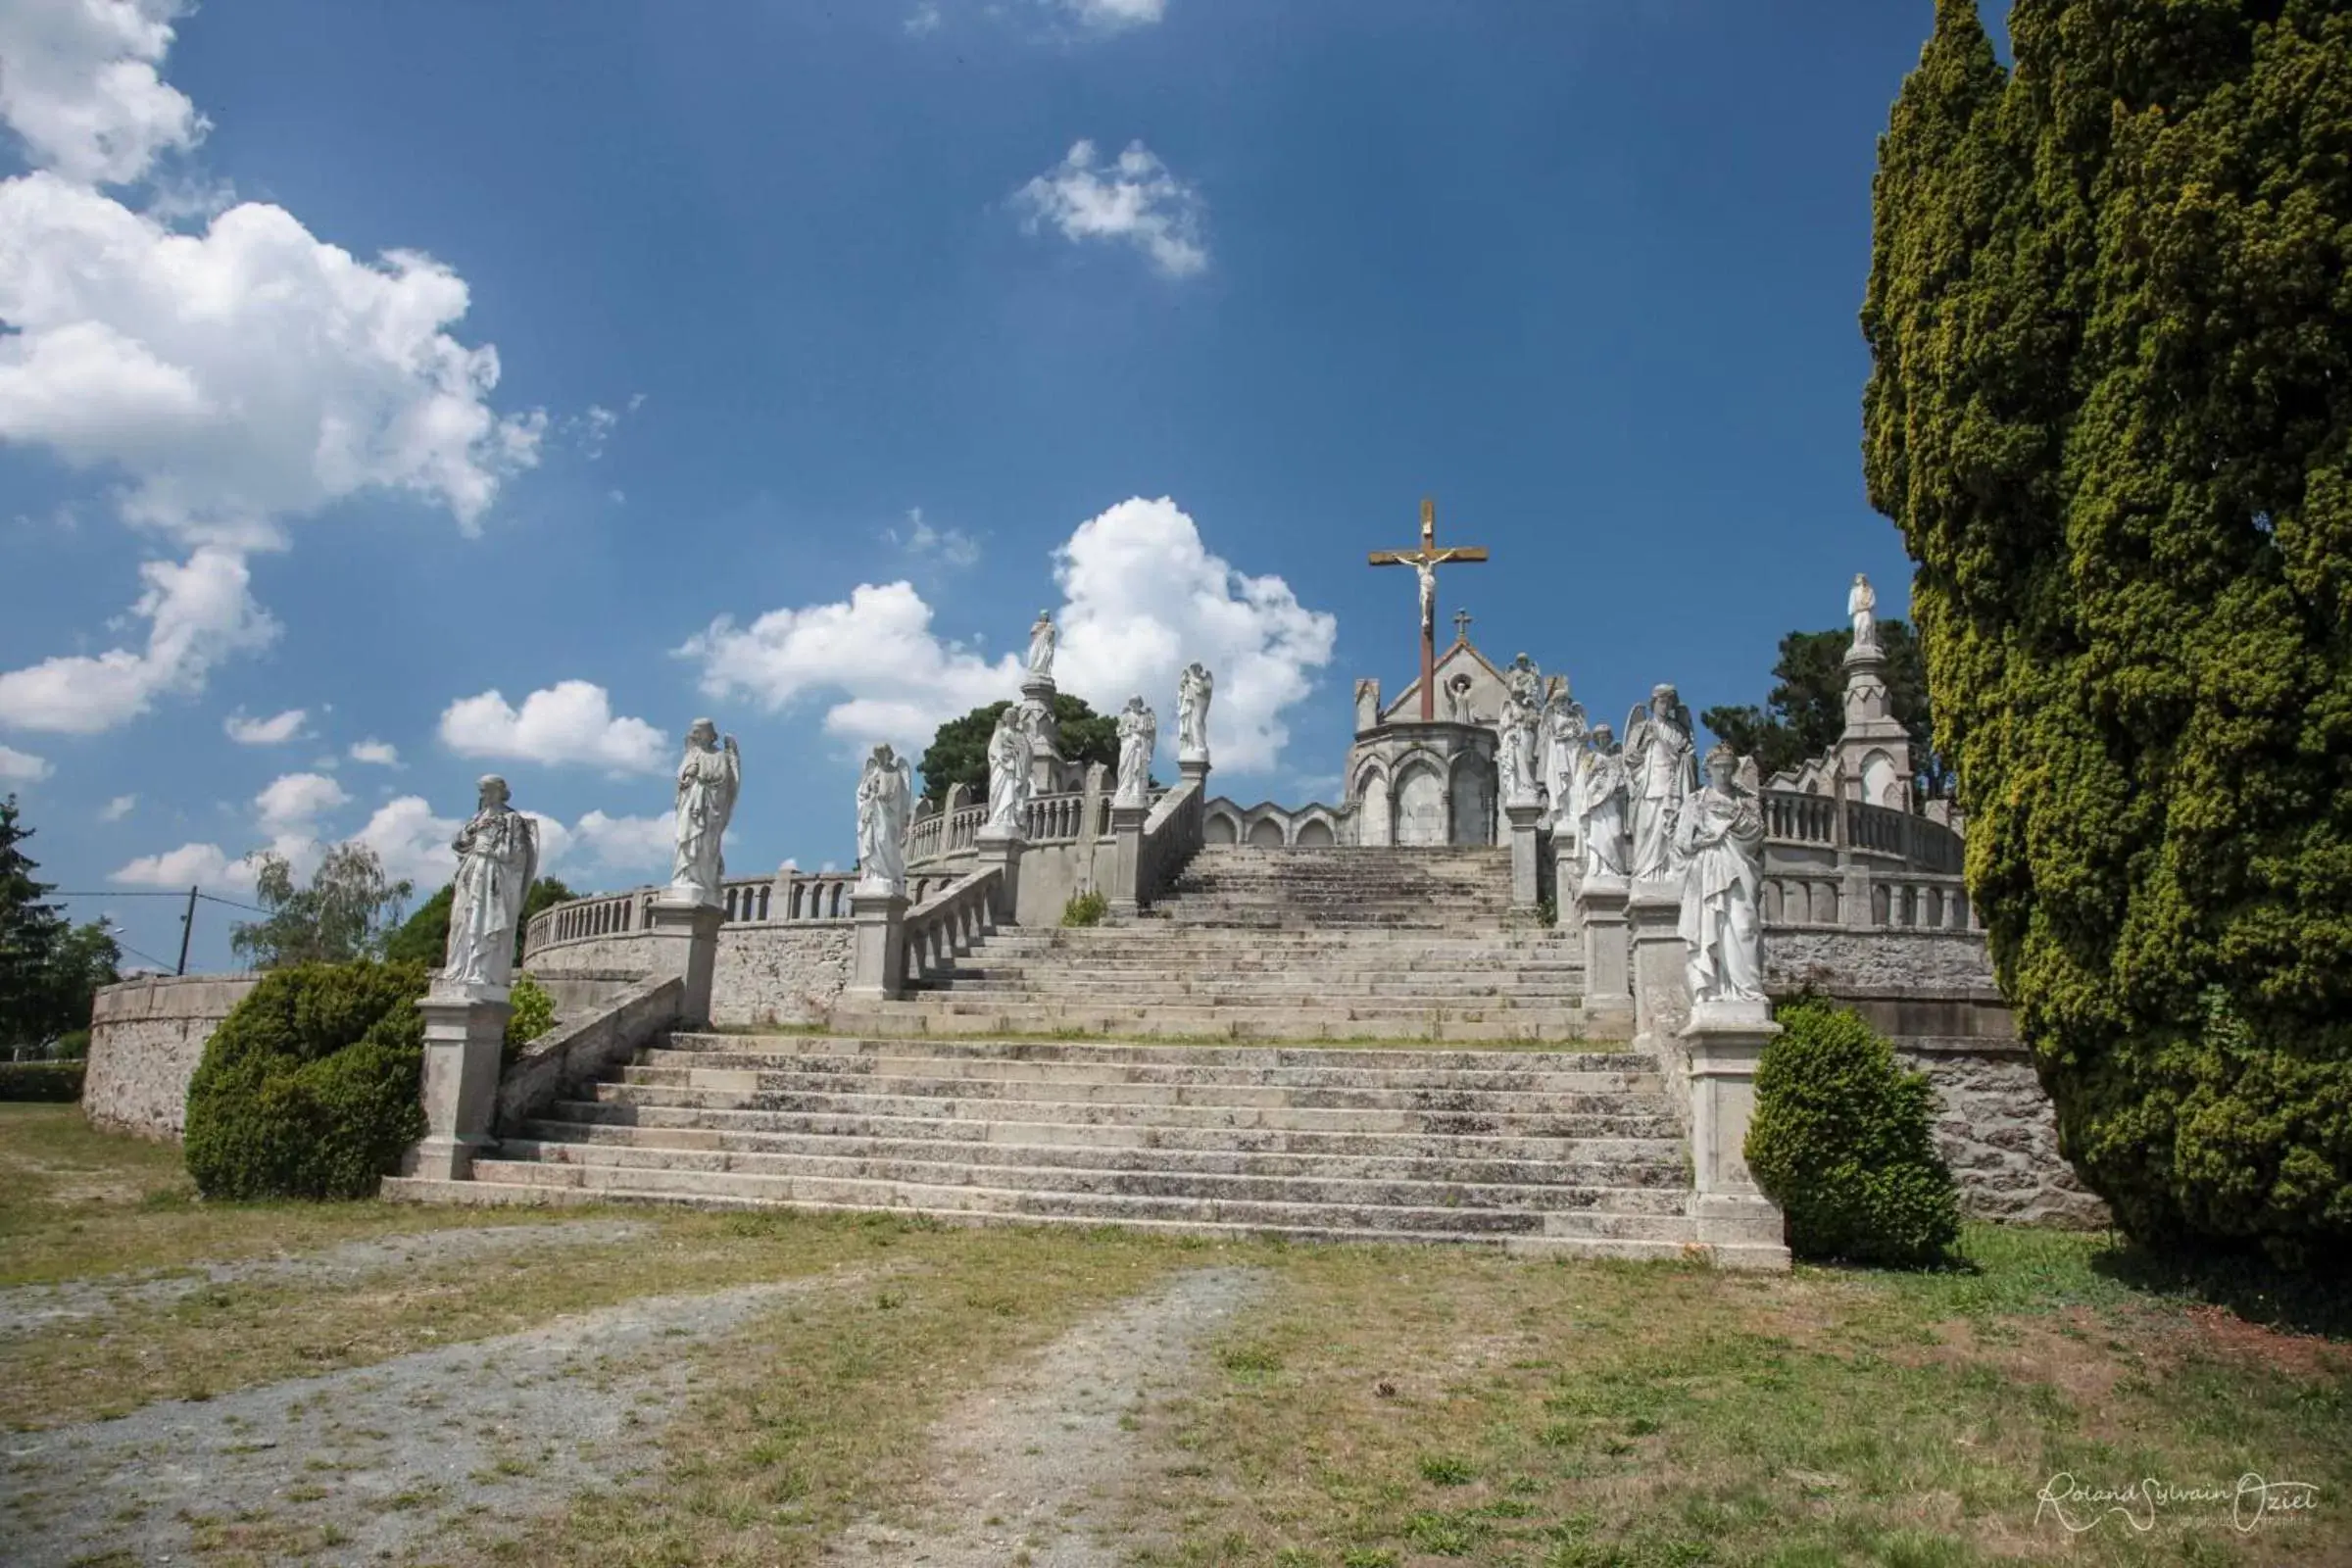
184, 959, 430, 1200
1745, 998, 1961, 1267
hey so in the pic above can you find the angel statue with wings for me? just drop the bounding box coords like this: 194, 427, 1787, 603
856, 743, 914, 896
1624, 683, 1699, 881
1675, 743, 1767, 1006
443, 774, 539, 991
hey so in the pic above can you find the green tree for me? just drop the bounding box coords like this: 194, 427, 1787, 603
231, 844, 413, 970
382, 877, 576, 969
917, 696, 1119, 806
1700, 620, 1950, 796
1862, 0, 2352, 1262
0, 796, 121, 1054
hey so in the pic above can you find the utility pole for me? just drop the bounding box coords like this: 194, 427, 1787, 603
176, 885, 196, 976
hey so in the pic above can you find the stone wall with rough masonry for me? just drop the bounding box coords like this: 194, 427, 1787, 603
83, 974, 260, 1139
525, 922, 858, 1029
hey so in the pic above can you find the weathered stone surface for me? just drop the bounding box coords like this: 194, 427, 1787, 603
1767, 928, 1993, 992
82, 974, 260, 1139
1895, 1043, 2108, 1227
495, 975, 682, 1136
527, 924, 858, 1029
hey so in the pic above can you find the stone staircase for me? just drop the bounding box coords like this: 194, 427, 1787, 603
386, 848, 1784, 1263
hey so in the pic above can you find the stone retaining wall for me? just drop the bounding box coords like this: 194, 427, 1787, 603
496, 974, 682, 1136
526, 922, 858, 1028
83, 974, 261, 1139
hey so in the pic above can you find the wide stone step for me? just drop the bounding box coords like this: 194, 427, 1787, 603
517, 1121, 1689, 1184
615, 1063, 1652, 1114
666, 1035, 1651, 1073
972, 937, 1579, 956
943, 959, 1585, 977
495, 1139, 1690, 1213
553, 1098, 1685, 1143
637, 1047, 1652, 1093
820, 1005, 1605, 1043
921, 983, 1588, 1004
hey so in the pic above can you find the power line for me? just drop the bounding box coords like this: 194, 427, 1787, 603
51, 889, 269, 913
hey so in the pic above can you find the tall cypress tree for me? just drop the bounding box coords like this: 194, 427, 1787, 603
1864, 1, 2352, 1261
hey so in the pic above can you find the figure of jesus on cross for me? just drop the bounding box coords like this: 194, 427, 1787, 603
1369, 497, 1489, 721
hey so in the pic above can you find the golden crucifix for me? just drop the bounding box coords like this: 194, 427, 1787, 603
1368, 497, 1489, 721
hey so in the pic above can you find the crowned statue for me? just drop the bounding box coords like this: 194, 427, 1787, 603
985, 705, 1031, 836
443, 775, 539, 992
1676, 743, 1767, 1006
856, 743, 914, 895
1114, 696, 1157, 807
669, 718, 741, 906
1624, 683, 1698, 881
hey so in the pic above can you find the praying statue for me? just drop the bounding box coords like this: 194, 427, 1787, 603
1177, 662, 1214, 762
1027, 610, 1057, 680
856, 744, 914, 895
1676, 744, 1767, 1005
1114, 696, 1157, 806
1578, 725, 1630, 878
669, 718, 741, 906
1544, 696, 1589, 831
985, 705, 1031, 836
443, 775, 539, 991
1847, 572, 1879, 654
1624, 684, 1698, 881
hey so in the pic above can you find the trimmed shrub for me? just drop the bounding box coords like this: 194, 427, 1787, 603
1061, 890, 1109, 928
184, 960, 430, 1200
504, 972, 556, 1061
1745, 999, 1960, 1267
0, 1060, 84, 1102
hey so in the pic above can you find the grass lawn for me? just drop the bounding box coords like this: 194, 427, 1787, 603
3, 1102, 2346, 1566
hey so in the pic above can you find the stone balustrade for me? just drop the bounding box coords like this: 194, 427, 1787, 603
900, 865, 1005, 986
1023, 790, 1101, 844
1759, 869, 1977, 932
524, 869, 969, 962
1760, 786, 1964, 875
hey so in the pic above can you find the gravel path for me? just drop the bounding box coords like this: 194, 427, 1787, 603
0, 1219, 647, 1338
0, 1267, 857, 1567
823, 1266, 1268, 1567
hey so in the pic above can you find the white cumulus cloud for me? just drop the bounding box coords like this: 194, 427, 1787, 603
0, 546, 278, 732
110, 838, 258, 890
0, 744, 52, 781
0, 0, 206, 186
438, 680, 668, 775
348, 738, 400, 767
1061, 0, 1164, 29
223, 706, 307, 745
1013, 139, 1206, 278
253, 769, 347, 834
571, 809, 674, 877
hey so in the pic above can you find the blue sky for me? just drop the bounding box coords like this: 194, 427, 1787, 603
0, 0, 1970, 973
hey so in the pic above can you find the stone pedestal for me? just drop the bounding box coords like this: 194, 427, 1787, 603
1550, 834, 1584, 938
1021, 673, 1066, 795
1680, 1006, 1791, 1270
1178, 756, 1210, 793
1505, 803, 1544, 910
974, 829, 1024, 926
404, 982, 511, 1181
1108, 802, 1149, 915
646, 895, 724, 1027
847, 888, 908, 1001
1628, 880, 1690, 1053
1576, 874, 1633, 1029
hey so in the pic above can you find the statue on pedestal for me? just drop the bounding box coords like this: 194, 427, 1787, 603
856, 744, 914, 895
1114, 696, 1157, 806
1544, 695, 1589, 830
1497, 687, 1542, 808
986, 706, 1031, 835
1676, 744, 1766, 1004
1177, 662, 1214, 761
1625, 683, 1697, 880
1027, 610, 1057, 681
443, 775, 539, 990
669, 718, 740, 906
1578, 725, 1629, 878
1847, 573, 1879, 654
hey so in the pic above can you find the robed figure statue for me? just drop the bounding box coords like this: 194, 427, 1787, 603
1177, 662, 1213, 762
1847, 573, 1879, 653
670, 719, 741, 906
1675, 744, 1767, 1005
1027, 610, 1057, 680
1114, 696, 1157, 806
857, 743, 914, 895
444, 775, 539, 991
1496, 688, 1542, 808
985, 705, 1031, 835
1577, 724, 1630, 878
1544, 696, 1588, 829
1624, 683, 1697, 881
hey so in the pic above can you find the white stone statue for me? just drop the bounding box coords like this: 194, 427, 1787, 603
985, 705, 1031, 835
1177, 662, 1213, 762
443, 774, 539, 991
1544, 696, 1589, 830
1847, 573, 1879, 653
856, 743, 914, 895
1625, 683, 1698, 881
1114, 696, 1157, 806
1505, 653, 1543, 712
1027, 610, 1057, 680
1496, 689, 1543, 808
1578, 724, 1630, 878
669, 718, 740, 906
1415, 560, 1438, 637
1676, 744, 1767, 1004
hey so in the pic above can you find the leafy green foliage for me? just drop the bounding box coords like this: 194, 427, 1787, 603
504, 971, 556, 1058
383, 878, 576, 969
1746, 1000, 1960, 1267
1862, 0, 2352, 1262
1699, 621, 1949, 796
1060, 889, 1109, 927
917, 696, 1118, 806
231, 844, 414, 970
0, 1060, 85, 1102
183, 960, 429, 1200
0, 796, 121, 1054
